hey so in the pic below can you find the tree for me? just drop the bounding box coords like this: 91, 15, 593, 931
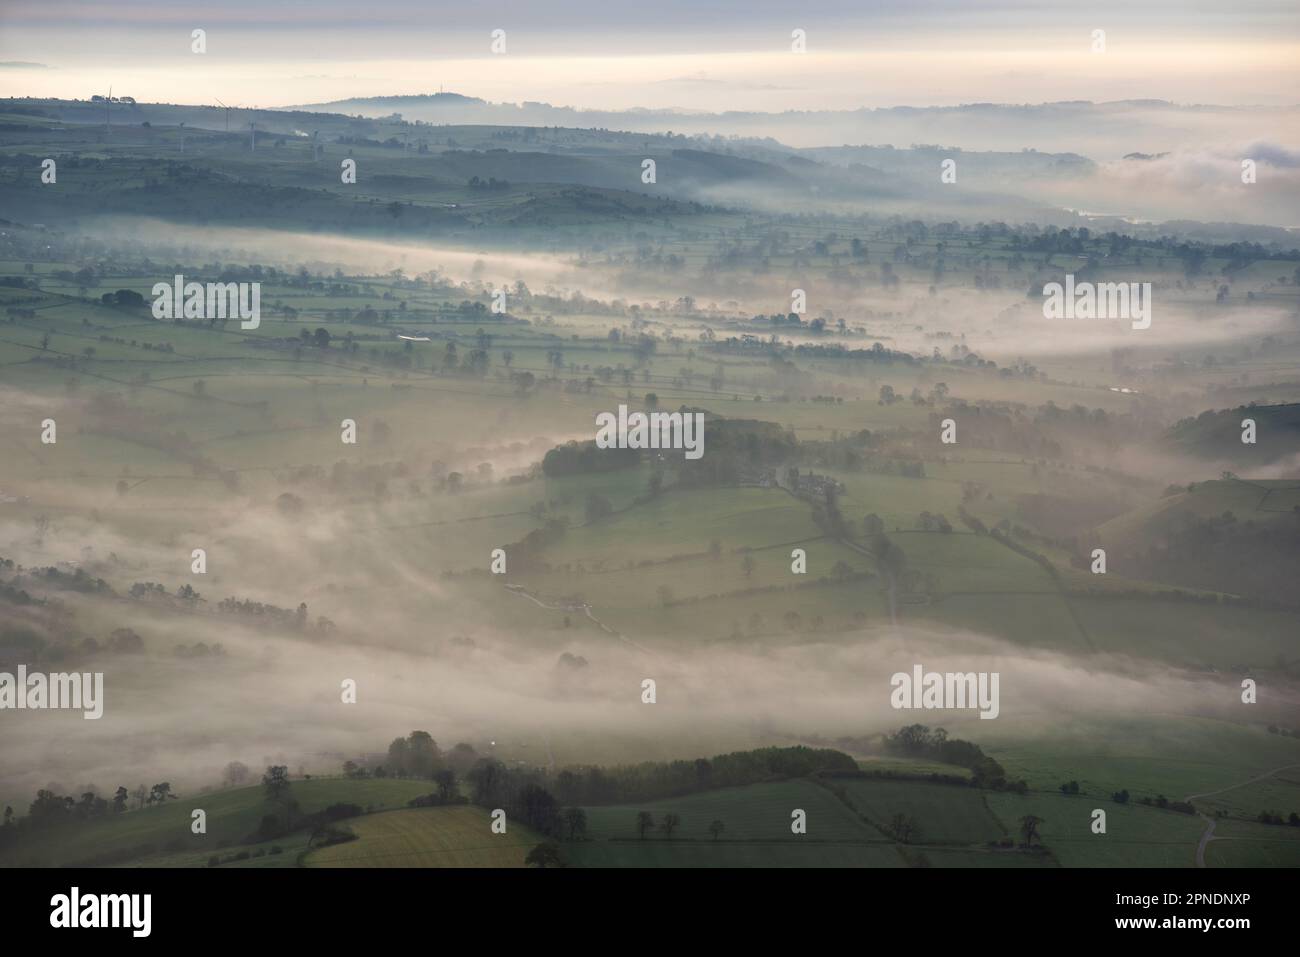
405, 730, 440, 777
516, 783, 560, 835
257, 764, 293, 832
708, 819, 725, 840
525, 841, 566, 868
467, 759, 505, 806
636, 811, 654, 839
222, 761, 250, 788
386, 737, 410, 776
872, 535, 907, 584
1020, 814, 1043, 847
434, 769, 457, 803
660, 812, 681, 839
148, 782, 174, 805
447, 742, 478, 774
562, 806, 588, 840
112, 787, 129, 813
889, 813, 921, 844
741, 553, 755, 579
131, 784, 147, 810
263, 766, 290, 799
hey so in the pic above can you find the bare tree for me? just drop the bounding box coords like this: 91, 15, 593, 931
1020, 814, 1043, 847
636, 811, 654, 839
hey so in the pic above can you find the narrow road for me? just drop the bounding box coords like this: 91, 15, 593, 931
1185, 762, 1300, 868
504, 584, 654, 655
840, 538, 897, 626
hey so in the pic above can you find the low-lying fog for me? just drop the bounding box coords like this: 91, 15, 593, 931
6, 595, 1291, 810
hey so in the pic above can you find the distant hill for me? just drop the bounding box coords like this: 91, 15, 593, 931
285, 92, 1300, 160
1163, 404, 1300, 467
1098, 478, 1300, 604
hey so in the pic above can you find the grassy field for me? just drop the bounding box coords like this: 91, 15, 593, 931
1098, 479, 1300, 547
1073, 597, 1299, 671
131, 832, 315, 868
565, 841, 908, 867
907, 591, 1086, 652
0, 777, 432, 868
1194, 765, 1300, 820
854, 755, 974, 778
1203, 818, 1300, 867
908, 847, 1056, 867
303, 805, 543, 867
976, 715, 1300, 801
983, 791, 1203, 867
540, 486, 822, 565
834, 778, 1007, 845
580, 779, 883, 843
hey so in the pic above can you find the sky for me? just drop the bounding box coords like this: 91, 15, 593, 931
2, 0, 1299, 112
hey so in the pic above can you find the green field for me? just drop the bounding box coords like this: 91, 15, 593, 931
1204, 818, 1300, 867
976, 715, 1300, 802
835, 778, 1007, 845
0, 778, 433, 868
581, 779, 883, 843
983, 791, 1203, 867
566, 841, 908, 868
304, 805, 543, 867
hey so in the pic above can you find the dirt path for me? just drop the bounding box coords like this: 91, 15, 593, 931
1185, 763, 1300, 868
504, 584, 654, 655
840, 538, 897, 626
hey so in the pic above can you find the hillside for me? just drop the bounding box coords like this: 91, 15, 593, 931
1162, 404, 1300, 467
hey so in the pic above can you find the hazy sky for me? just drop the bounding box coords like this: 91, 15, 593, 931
2, 0, 1298, 111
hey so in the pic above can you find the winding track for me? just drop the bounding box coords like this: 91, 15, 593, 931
504, 584, 654, 655
1185, 763, 1300, 867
